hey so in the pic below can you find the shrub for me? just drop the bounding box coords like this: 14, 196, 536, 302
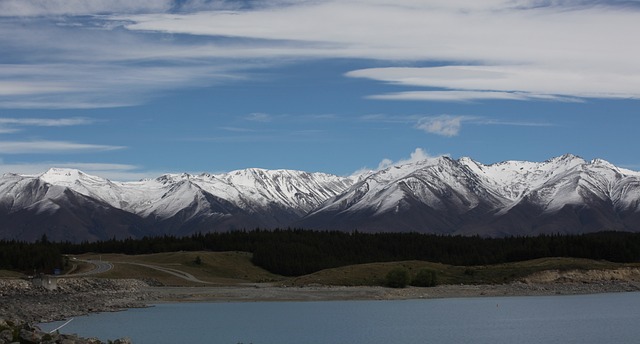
385, 268, 410, 288
411, 269, 438, 287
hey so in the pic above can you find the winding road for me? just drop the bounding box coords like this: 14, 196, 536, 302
65, 257, 215, 284
68, 259, 113, 276
119, 262, 214, 284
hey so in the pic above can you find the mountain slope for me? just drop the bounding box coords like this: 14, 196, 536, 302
0, 167, 354, 241
1, 154, 639, 242
299, 154, 640, 236
0, 173, 148, 242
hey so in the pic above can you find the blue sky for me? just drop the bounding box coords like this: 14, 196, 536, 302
0, 0, 639, 180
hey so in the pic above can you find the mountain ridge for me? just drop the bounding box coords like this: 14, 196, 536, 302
2, 154, 640, 242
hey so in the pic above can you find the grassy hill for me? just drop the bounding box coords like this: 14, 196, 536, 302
284, 257, 631, 286
67, 252, 637, 287
77, 251, 284, 286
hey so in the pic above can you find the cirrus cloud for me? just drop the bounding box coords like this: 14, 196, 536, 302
0, 140, 124, 154
414, 114, 553, 137
1, 0, 639, 108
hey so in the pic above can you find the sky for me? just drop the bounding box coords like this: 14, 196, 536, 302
0, 0, 639, 180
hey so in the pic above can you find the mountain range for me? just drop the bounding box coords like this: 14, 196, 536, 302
1, 154, 639, 242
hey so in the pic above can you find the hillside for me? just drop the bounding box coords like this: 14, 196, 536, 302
1, 154, 640, 241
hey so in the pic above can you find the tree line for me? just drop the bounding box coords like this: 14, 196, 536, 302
2, 229, 640, 276
0, 235, 65, 274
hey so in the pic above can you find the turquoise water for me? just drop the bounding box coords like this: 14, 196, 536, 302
40, 292, 640, 344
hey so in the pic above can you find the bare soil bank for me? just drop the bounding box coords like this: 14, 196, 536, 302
147, 280, 640, 303
148, 266, 640, 302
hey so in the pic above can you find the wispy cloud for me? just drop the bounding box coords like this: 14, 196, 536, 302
0, 0, 173, 16
415, 114, 553, 137
0, 117, 94, 126
117, 1, 640, 101
346, 66, 607, 102
377, 148, 437, 170
0, 117, 95, 133
358, 113, 421, 124
219, 126, 260, 133
354, 147, 443, 176
416, 115, 466, 137
1, 0, 639, 108
245, 112, 273, 122
365, 90, 582, 102
0, 140, 124, 154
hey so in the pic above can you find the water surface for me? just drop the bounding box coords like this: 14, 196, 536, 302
40, 292, 640, 344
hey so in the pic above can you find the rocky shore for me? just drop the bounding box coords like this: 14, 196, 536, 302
0, 317, 131, 344
2, 268, 640, 343
0, 278, 149, 344
0, 278, 150, 324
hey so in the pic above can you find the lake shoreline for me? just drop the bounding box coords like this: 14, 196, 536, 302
3, 277, 640, 325
145, 280, 640, 304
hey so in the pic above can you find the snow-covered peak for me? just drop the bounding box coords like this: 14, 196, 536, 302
362, 156, 447, 184
155, 173, 193, 184
547, 153, 584, 163
587, 158, 640, 177
39, 168, 108, 187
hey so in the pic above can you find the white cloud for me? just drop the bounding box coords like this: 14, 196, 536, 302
352, 147, 439, 176
386, 148, 435, 167
245, 113, 273, 122
219, 126, 259, 133
0, 117, 94, 126
0, 117, 96, 133
1, 0, 639, 108
117, 1, 640, 101
366, 90, 581, 102
414, 114, 552, 136
0, 61, 246, 108
0, 0, 173, 16
416, 115, 466, 137
358, 113, 420, 123
0, 140, 124, 154
346, 66, 628, 101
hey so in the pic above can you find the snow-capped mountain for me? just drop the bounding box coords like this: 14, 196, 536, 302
300, 154, 640, 236
1, 154, 640, 242
0, 167, 355, 241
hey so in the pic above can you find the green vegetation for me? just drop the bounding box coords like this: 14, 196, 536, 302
411, 268, 438, 287
80, 251, 283, 286
56, 229, 640, 276
385, 268, 410, 288
285, 257, 632, 287
0, 235, 64, 274
2, 229, 640, 278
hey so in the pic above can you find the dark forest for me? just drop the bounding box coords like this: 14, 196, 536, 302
2, 230, 640, 276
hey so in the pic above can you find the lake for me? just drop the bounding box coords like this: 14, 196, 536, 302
39, 292, 640, 344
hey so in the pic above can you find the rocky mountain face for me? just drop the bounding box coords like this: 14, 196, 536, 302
1, 154, 639, 242
300, 154, 640, 236
0, 168, 356, 241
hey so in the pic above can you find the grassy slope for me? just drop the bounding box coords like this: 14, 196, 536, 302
285, 257, 634, 287
70, 252, 637, 287
77, 251, 284, 286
